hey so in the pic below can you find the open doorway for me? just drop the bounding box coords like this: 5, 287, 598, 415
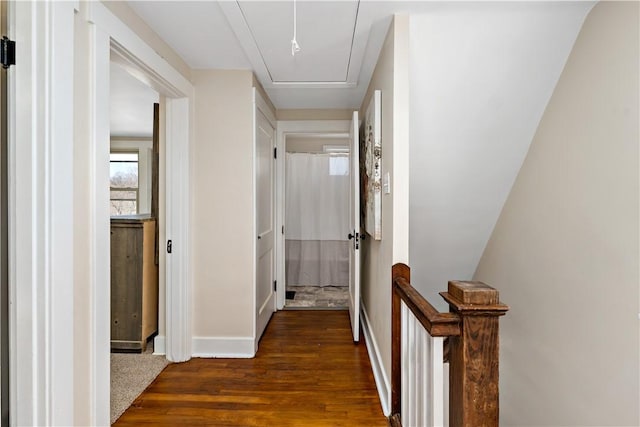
283, 134, 350, 309
108, 61, 168, 423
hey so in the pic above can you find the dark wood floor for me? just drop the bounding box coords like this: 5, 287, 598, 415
114, 310, 388, 426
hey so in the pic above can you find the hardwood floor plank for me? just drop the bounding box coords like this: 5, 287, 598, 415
114, 311, 387, 426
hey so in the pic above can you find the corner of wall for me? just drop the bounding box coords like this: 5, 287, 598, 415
252, 74, 276, 116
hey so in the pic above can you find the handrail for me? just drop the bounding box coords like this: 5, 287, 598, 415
393, 276, 460, 337
391, 263, 509, 427
391, 263, 461, 418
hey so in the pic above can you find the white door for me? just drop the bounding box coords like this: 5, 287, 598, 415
348, 111, 361, 342
255, 106, 276, 342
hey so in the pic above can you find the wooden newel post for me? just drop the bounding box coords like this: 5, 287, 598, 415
440, 281, 509, 427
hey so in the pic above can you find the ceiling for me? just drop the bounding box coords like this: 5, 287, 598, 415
119, 1, 595, 113
235, 1, 359, 83
110, 62, 159, 138
126, 0, 425, 110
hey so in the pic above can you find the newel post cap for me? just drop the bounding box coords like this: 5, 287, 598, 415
440, 281, 509, 315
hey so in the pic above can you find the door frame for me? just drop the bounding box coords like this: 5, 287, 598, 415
8, 2, 193, 425
253, 89, 277, 348
9, 2, 77, 424
275, 120, 351, 309
87, 2, 193, 424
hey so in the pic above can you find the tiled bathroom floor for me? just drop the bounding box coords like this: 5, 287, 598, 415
285, 285, 349, 309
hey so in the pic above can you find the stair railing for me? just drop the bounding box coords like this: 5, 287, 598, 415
390, 263, 508, 427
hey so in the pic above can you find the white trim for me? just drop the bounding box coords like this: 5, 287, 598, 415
87, 15, 112, 426
87, 3, 191, 97
254, 88, 276, 128
274, 120, 351, 309
361, 304, 391, 416
10, 1, 77, 424
192, 337, 256, 359
153, 335, 166, 356
252, 89, 257, 343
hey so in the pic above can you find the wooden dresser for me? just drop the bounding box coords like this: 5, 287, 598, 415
111, 215, 158, 352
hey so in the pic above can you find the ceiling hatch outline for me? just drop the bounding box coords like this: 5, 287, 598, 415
220, 0, 363, 89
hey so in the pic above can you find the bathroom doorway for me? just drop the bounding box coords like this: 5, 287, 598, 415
284, 135, 350, 309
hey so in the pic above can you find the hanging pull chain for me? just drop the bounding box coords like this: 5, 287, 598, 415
291, 0, 301, 56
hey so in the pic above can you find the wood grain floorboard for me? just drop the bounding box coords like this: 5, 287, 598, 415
114, 310, 388, 426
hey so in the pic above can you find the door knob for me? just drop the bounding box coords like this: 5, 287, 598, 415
348, 233, 355, 240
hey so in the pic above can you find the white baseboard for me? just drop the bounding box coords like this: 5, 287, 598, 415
361, 304, 391, 416
153, 335, 166, 355
153, 335, 256, 358
192, 336, 256, 358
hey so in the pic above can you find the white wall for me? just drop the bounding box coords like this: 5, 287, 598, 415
359, 15, 410, 414
408, 2, 594, 310
191, 70, 257, 353
474, 2, 639, 425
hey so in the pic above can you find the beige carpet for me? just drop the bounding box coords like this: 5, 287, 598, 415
110, 344, 170, 424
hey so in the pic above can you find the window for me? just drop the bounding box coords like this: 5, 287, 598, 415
110, 152, 139, 216
329, 155, 349, 176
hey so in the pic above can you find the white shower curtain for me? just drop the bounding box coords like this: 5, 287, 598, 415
286, 153, 350, 286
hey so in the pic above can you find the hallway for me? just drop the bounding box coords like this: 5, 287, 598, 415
114, 311, 387, 426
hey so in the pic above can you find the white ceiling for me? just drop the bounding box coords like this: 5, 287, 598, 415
236, 1, 359, 83
122, 1, 595, 113
110, 62, 159, 138
125, 0, 426, 110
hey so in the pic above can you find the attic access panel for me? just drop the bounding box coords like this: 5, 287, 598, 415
237, 1, 359, 83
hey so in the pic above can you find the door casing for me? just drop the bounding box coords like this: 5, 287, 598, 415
89, 3, 194, 424
254, 89, 277, 347
8, 2, 194, 425
274, 120, 351, 309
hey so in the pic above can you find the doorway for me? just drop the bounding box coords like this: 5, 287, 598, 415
275, 120, 352, 311
283, 135, 350, 309
81, 3, 193, 424
108, 61, 168, 423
